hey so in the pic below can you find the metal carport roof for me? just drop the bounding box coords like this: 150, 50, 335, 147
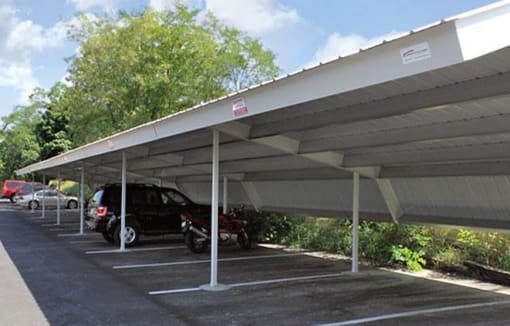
17, 0, 510, 232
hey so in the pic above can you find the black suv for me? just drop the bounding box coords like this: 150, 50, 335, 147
86, 184, 209, 246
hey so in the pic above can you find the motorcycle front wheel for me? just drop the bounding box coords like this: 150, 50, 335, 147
185, 231, 208, 253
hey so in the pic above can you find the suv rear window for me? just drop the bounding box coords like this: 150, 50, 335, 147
90, 189, 104, 208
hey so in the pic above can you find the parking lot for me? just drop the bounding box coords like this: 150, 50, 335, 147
1, 203, 510, 325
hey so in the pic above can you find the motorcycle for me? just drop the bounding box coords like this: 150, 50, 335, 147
180, 206, 252, 253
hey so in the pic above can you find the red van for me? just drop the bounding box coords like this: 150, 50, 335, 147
2, 180, 26, 202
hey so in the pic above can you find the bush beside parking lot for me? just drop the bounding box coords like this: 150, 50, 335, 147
250, 214, 510, 273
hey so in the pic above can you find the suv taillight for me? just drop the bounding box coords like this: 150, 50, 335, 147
97, 206, 108, 218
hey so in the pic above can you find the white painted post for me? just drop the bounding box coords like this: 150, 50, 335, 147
223, 176, 228, 215
352, 172, 360, 273
31, 174, 35, 213
57, 169, 61, 225
210, 129, 220, 287
120, 152, 127, 251
79, 163, 85, 235
41, 175, 46, 219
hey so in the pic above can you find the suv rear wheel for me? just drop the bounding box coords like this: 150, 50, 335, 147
102, 231, 115, 244
113, 222, 140, 247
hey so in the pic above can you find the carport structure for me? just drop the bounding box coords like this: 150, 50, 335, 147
17, 1, 510, 290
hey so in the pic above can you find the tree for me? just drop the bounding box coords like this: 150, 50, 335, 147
64, 6, 280, 145
33, 83, 73, 160
0, 104, 41, 180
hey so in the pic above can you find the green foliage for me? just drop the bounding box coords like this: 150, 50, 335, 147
390, 245, 426, 271
0, 4, 280, 179
0, 105, 41, 180
33, 84, 73, 160
250, 214, 510, 272
65, 6, 280, 145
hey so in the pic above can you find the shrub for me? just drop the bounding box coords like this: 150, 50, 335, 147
390, 245, 427, 271
249, 213, 510, 272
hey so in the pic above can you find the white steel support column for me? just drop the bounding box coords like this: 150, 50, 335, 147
210, 129, 220, 288
30, 174, 35, 213
79, 163, 85, 235
57, 169, 61, 225
351, 172, 360, 273
41, 175, 46, 219
223, 176, 228, 215
120, 152, 127, 251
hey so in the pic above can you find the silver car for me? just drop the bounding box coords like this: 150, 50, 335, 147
16, 189, 79, 210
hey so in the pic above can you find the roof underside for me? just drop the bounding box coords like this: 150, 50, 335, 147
17, 2, 510, 230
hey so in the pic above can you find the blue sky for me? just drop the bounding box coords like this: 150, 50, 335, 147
0, 0, 499, 118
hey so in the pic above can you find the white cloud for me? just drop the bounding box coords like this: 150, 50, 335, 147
149, 0, 199, 11
204, 0, 300, 36
0, 63, 38, 104
0, 3, 69, 113
307, 31, 404, 67
67, 0, 121, 11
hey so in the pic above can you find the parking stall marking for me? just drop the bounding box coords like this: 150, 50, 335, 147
58, 233, 99, 237
69, 240, 107, 244
86, 245, 187, 254
114, 252, 310, 270
315, 300, 510, 325
41, 223, 80, 227
149, 272, 346, 295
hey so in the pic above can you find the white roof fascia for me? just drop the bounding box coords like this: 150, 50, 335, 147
455, 0, 510, 60
18, 1, 510, 175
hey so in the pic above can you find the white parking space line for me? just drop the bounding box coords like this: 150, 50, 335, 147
149, 272, 345, 295
114, 252, 308, 270
149, 287, 202, 295
316, 300, 510, 326
69, 240, 107, 244
86, 246, 187, 254
58, 233, 99, 237
41, 223, 80, 227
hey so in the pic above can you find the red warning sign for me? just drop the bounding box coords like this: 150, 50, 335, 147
232, 97, 248, 117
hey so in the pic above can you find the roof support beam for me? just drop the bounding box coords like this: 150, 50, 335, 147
241, 182, 262, 212
344, 140, 510, 167
215, 123, 378, 178
299, 111, 510, 153
375, 179, 403, 223
250, 71, 510, 138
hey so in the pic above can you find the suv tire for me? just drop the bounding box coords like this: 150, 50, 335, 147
113, 221, 140, 247
102, 231, 115, 244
